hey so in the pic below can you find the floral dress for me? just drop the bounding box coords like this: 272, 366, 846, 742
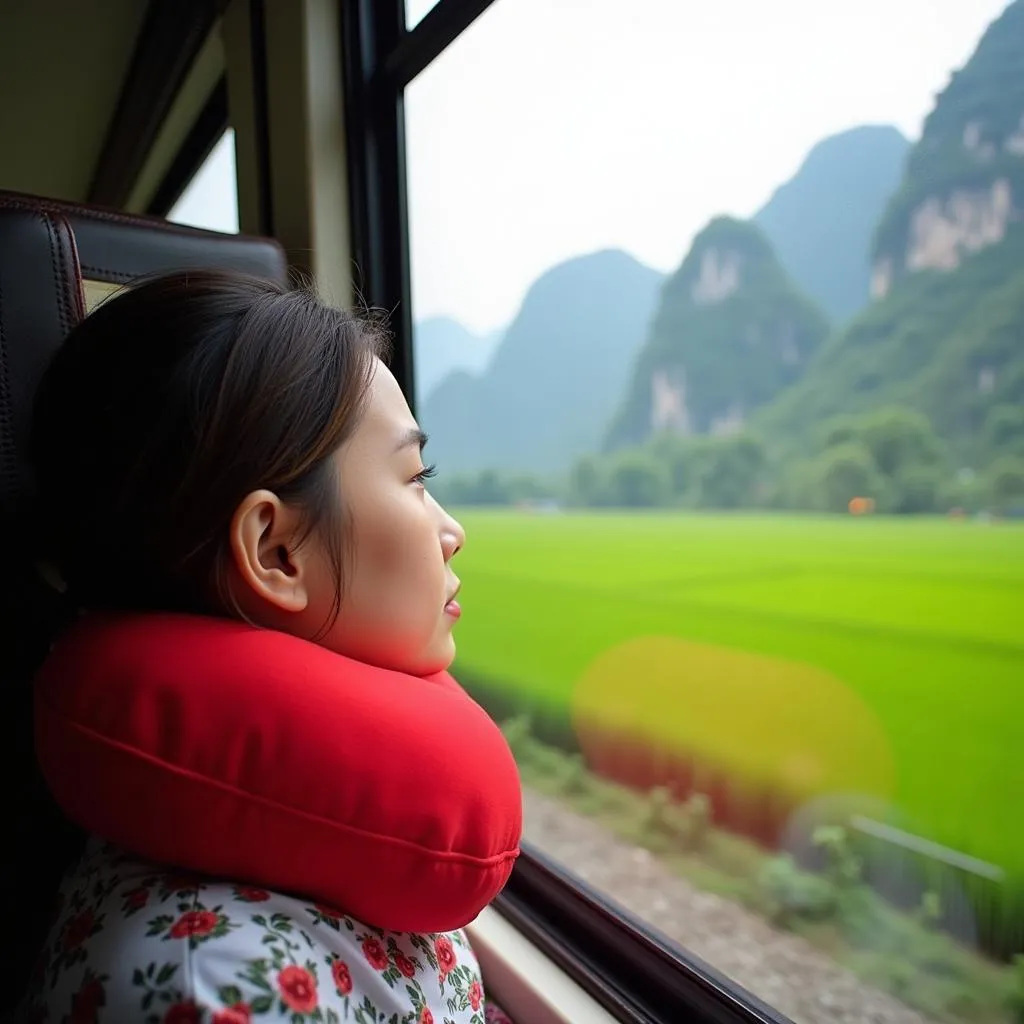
19, 839, 516, 1024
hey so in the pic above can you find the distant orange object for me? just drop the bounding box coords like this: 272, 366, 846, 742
848, 497, 876, 515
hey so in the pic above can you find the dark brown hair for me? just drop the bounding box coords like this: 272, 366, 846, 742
29, 268, 389, 628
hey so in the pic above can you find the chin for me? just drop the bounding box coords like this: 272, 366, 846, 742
320, 624, 455, 676
420, 636, 456, 676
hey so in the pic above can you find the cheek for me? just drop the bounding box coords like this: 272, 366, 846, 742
344, 496, 445, 628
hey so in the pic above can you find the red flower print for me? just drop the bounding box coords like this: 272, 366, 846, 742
419, 1010, 434, 1024
169, 909, 219, 940
163, 1003, 201, 1024
434, 935, 457, 977
123, 886, 149, 911
331, 958, 353, 996
393, 952, 416, 978
278, 965, 318, 1013
315, 903, 342, 919
69, 975, 105, 1024
212, 1005, 252, 1024
469, 979, 483, 1011
362, 937, 389, 971
234, 886, 270, 902
62, 910, 96, 952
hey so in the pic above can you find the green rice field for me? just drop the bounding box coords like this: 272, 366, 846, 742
450, 511, 1024, 883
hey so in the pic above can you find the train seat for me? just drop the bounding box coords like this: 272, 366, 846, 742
0, 189, 286, 1004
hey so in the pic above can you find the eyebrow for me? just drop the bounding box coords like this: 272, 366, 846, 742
395, 427, 428, 453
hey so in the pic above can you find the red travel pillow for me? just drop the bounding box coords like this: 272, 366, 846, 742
34, 611, 522, 932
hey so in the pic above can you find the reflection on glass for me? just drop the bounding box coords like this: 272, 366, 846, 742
406, 1, 1024, 1021
167, 130, 239, 234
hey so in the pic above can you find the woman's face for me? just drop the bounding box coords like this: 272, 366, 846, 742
305, 359, 466, 676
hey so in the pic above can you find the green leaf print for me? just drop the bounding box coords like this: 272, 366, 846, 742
218, 984, 244, 1005
251, 993, 275, 1014
146, 914, 175, 937
240, 958, 274, 993
155, 963, 178, 985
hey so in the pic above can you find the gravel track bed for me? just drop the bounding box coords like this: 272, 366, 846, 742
523, 787, 935, 1024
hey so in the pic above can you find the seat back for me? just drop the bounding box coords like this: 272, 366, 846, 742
0, 190, 287, 1002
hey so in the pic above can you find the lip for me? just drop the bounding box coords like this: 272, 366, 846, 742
444, 581, 462, 619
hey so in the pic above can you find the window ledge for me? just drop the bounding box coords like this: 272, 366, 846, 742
468, 905, 621, 1024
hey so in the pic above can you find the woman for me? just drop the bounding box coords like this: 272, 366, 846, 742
18, 270, 520, 1024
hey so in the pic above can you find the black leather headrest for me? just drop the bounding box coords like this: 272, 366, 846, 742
0, 189, 288, 530
0, 188, 287, 285
0, 201, 85, 528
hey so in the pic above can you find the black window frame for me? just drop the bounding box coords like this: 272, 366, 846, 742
340, 3, 792, 1022
90, 0, 224, 210
146, 77, 230, 220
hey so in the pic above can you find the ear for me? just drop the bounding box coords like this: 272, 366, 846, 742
228, 489, 311, 614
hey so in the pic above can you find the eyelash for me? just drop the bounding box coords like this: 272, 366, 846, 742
413, 463, 437, 485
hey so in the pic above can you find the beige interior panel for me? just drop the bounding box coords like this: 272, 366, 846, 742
0, 0, 147, 201
82, 279, 123, 314
124, 27, 227, 214
468, 907, 620, 1024
223, 0, 354, 306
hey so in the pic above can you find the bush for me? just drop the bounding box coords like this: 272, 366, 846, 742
890, 464, 944, 513
559, 753, 588, 796
987, 454, 1024, 512
1007, 954, 1024, 1023
607, 451, 670, 508
811, 442, 887, 513
640, 786, 675, 841
759, 855, 838, 927
813, 825, 862, 888
639, 788, 714, 852
685, 793, 711, 848
915, 890, 942, 931
501, 714, 534, 760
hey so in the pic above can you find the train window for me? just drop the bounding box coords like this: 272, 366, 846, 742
166, 128, 239, 234
406, 0, 444, 30
405, 1, 1024, 1022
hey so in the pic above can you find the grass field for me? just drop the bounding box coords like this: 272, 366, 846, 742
450, 511, 1024, 885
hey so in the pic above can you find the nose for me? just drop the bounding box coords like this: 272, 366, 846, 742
441, 509, 465, 562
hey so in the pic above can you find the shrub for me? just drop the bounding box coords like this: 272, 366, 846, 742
759, 854, 838, 927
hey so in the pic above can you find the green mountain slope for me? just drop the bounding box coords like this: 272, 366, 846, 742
605, 217, 830, 451
756, 0, 1024, 471
755, 125, 910, 324
419, 250, 663, 476
873, 0, 1024, 281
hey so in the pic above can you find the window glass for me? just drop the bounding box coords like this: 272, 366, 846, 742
405, 1, 1024, 1021
167, 129, 239, 234
405, 0, 443, 30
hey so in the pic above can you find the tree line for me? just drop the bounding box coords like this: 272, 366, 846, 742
430, 404, 1024, 515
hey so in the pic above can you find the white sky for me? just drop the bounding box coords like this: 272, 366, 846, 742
169, 130, 238, 234
171, 0, 1011, 336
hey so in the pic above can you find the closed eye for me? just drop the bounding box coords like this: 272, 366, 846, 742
413, 463, 437, 484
